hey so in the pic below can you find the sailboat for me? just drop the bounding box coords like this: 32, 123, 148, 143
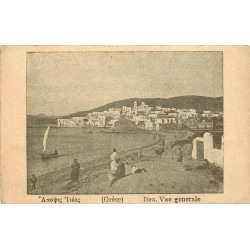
41, 125, 58, 159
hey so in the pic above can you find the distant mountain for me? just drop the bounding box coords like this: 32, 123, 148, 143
27, 95, 223, 125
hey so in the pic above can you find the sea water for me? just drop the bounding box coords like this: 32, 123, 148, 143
27, 127, 158, 177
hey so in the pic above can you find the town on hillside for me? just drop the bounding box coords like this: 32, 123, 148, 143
57, 101, 223, 132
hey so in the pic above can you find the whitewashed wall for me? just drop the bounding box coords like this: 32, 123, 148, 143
192, 132, 224, 167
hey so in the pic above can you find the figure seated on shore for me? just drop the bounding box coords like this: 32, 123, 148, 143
131, 165, 147, 174
108, 158, 126, 187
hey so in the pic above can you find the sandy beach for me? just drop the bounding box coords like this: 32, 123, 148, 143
29, 130, 223, 194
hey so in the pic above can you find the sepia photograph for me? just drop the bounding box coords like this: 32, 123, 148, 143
1, 2, 250, 250
26, 51, 224, 195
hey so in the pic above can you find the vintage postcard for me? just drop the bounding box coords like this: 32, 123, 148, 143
0, 46, 249, 204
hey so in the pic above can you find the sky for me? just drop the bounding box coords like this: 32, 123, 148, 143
27, 51, 223, 116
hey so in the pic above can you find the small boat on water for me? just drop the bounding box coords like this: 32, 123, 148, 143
41, 151, 58, 159
41, 125, 58, 159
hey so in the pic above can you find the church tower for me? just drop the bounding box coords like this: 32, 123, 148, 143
134, 101, 137, 110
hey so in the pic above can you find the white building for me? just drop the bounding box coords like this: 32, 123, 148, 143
201, 111, 211, 117
57, 117, 88, 127
156, 106, 170, 112
164, 108, 171, 112
144, 119, 154, 130
148, 112, 158, 119
71, 117, 86, 127
97, 115, 106, 127
133, 101, 137, 111
87, 117, 98, 127
201, 111, 221, 118
177, 109, 197, 119
57, 119, 70, 127
192, 132, 224, 167
167, 112, 178, 117
155, 110, 165, 115
122, 106, 132, 114
155, 115, 177, 124
132, 102, 151, 113
133, 115, 146, 125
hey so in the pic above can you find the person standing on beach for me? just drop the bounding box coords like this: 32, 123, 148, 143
137, 148, 142, 160
156, 144, 164, 158
31, 174, 37, 191
110, 148, 118, 171
177, 147, 183, 162
71, 159, 80, 181
161, 139, 165, 149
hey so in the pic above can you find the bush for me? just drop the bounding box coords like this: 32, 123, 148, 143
184, 165, 192, 171
171, 131, 196, 148
209, 163, 223, 183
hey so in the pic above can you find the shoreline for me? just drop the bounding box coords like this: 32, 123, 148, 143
29, 129, 223, 195
29, 130, 171, 194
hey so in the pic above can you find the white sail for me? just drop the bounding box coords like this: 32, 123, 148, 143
43, 125, 50, 152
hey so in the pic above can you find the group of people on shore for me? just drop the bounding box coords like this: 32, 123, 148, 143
30, 138, 184, 191
68, 147, 147, 188
69, 139, 182, 187
109, 148, 147, 187
108, 138, 184, 187
68, 146, 147, 187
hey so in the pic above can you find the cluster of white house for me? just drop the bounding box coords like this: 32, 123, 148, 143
201, 110, 223, 118
57, 110, 119, 128
57, 101, 222, 131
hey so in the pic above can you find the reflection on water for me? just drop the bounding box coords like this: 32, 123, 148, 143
27, 127, 157, 177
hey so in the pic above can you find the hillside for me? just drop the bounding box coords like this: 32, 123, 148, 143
65, 95, 223, 117
27, 95, 223, 125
